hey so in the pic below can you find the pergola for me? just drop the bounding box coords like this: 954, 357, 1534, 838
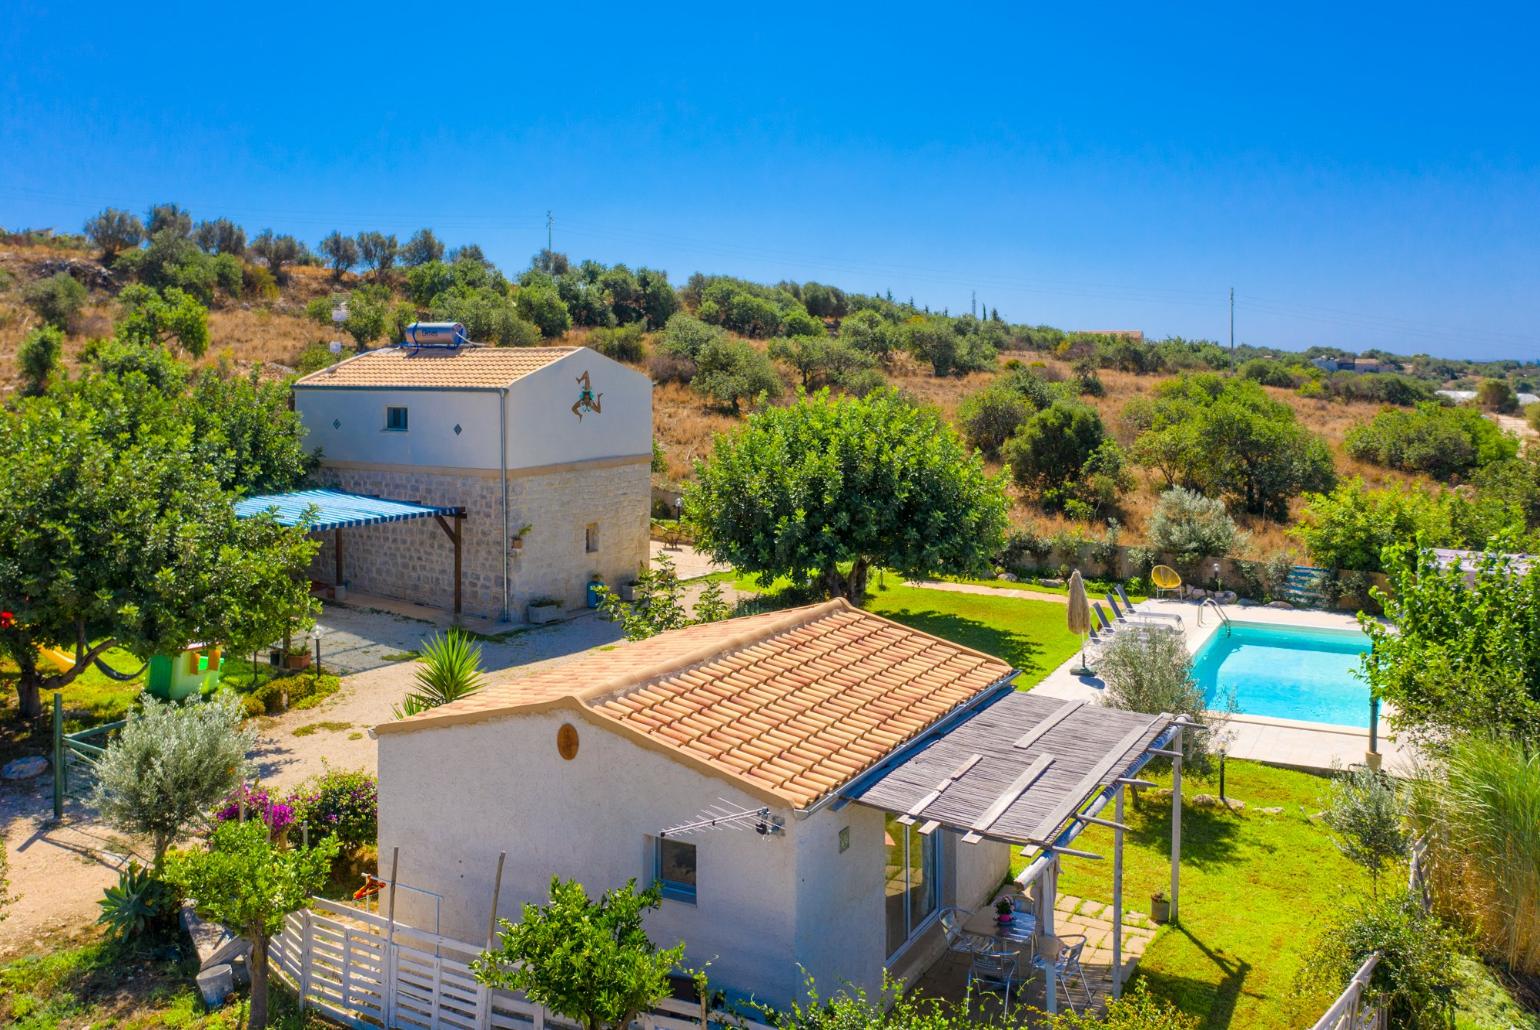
234, 488, 468, 613
842, 692, 1193, 1013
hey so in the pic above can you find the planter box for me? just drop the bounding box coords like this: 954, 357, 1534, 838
619, 583, 639, 602
285, 653, 312, 671
527, 603, 562, 625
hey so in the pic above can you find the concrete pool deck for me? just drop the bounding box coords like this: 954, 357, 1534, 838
1031, 597, 1413, 774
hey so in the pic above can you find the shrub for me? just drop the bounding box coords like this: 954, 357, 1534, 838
1476, 379, 1518, 413
97, 863, 178, 943
1345, 402, 1516, 479
1298, 891, 1461, 1029
767, 335, 876, 390
291, 769, 378, 850
1147, 487, 1247, 563
17, 325, 63, 396
241, 672, 342, 717
394, 629, 485, 718
1004, 402, 1130, 518
656, 312, 722, 360
1292, 480, 1456, 573
295, 342, 343, 375
23, 271, 87, 330
589, 322, 647, 363
837, 308, 897, 360
1238, 357, 1300, 387
648, 351, 696, 384
214, 782, 296, 836
1098, 629, 1221, 771
692, 337, 783, 412
514, 284, 572, 338
957, 382, 1032, 456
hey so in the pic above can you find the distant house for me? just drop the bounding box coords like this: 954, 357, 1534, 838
288, 343, 652, 621
1074, 330, 1144, 343
1310, 355, 1396, 374
374, 599, 1180, 1010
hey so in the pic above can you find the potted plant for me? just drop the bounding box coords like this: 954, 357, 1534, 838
1150, 890, 1171, 924
284, 645, 312, 671
994, 897, 1015, 925
527, 597, 562, 625
511, 524, 532, 552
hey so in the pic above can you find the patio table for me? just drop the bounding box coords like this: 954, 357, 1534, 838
961, 907, 1039, 968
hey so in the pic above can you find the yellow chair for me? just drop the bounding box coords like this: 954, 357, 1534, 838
1151, 565, 1183, 599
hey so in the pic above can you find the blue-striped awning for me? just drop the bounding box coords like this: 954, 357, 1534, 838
233, 489, 460, 533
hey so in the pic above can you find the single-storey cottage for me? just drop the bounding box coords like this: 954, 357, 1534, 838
291, 343, 651, 621
372, 599, 1181, 1010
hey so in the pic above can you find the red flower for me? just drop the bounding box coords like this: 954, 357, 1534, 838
0, 612, 12, 629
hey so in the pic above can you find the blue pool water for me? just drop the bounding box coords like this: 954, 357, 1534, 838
1191, 622, 1372, 727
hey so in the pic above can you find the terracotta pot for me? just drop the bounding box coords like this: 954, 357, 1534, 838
285, 652, 312, 671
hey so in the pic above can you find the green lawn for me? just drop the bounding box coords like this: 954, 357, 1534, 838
937, 572, 1148, 603
863, 581, 1082, 688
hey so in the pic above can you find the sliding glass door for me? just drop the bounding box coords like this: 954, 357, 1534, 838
884, 813, 941, 957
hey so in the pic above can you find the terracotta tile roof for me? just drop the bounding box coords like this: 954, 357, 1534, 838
373, 599, 1015, 808
294, 345, 576, 389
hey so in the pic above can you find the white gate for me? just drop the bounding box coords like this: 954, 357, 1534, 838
270, 898, 770, 1030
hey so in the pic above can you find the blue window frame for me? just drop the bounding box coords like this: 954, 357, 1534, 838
655, 837, 697, 903
385, 406, 409, 432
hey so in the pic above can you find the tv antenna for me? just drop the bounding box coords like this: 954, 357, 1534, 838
659, 799, 784, 839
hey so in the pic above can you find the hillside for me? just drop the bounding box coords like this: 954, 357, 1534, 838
1, 229, 1526, 563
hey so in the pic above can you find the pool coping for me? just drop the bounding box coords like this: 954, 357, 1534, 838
1031, 597, 1411, 774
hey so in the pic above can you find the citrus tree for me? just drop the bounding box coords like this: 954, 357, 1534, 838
686, 389, 1007, 602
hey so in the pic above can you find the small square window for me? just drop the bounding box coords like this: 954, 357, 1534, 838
585, 523, 600, 553
655, 837, 697, 903
385, 406, 409, 432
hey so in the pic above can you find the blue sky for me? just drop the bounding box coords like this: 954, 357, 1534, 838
3, 2, 1537, 360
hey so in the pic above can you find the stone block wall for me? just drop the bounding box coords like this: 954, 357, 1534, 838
309, 459, 650, 622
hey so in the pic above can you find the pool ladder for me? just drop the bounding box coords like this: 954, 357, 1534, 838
1198, 597, 1231, 635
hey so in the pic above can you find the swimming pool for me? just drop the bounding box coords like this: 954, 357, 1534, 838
1191, 621, 1372, 727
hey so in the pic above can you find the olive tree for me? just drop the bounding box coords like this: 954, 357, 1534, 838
248, 230, 306, 281
91, 691, 254, 869
318, 230, 360, 280
1098, 628, 1226, 770
1322, 766, 1409, 894
1147, 487, 1247, 564
84, 207, 145, 259
686, 389, 1008, 602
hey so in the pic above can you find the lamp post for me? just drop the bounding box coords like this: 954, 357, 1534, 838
310, 624, 323, 683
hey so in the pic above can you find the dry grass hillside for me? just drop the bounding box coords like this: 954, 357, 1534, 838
0, 241, 1483, 559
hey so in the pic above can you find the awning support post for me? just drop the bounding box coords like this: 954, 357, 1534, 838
1044, 853, 1059, 1014
1170, 724, 1183, 924
434, 511, 466, 615
1112, 782, 1125, 998
334, 528, 345, 588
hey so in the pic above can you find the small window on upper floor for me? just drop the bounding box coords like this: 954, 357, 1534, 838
385, 406, 409, 432
585, 523, 600, 553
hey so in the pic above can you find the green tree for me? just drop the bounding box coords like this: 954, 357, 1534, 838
91, 691, 254, 870
1362, 542, 1540, 744
146, 202, 193, 239
16, 325, 63, 396
318, 230, 359, 280
594, 553, 727, 640
83, 207, 145, 259
0, 374, 319, 718
838, 308, 898, 362
166, 819, 340, 1029
187, 368, 318, 492
1003, 400, 1105, 493
1097, 628, 1223, 770
691, 336, 783, 411
1292, 480, 1456, 573
1344, 402, 1516, 479
23, 271, 88, 330
516, 283, 573, 338
193, 217, 246, 256
115, 283, 210, 357
768, 335, 876, 389
355, 230, 397, 278
400, 227, 445, 266
473, 878, 685, 1030
657, 312, 722, 360
686, 389, 1008, 601
634, 267, 679, 329
248, 230, 306, 281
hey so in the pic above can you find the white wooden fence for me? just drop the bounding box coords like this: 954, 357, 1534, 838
1309, 952, 1385, 1030
269, 898, 770, 1030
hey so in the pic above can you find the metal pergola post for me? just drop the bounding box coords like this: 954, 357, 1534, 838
1112, 783, 1125, 998
1170, 724, 1184, 924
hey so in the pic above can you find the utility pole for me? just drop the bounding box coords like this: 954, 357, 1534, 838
546, 210, 553, 255
1229, 287, 1235, 369
971, 290, 977, 318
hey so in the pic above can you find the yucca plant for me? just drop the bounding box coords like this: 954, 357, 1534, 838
393, 628, 485, 719
98, 862, 175, 942
1413, 735, 1540, 974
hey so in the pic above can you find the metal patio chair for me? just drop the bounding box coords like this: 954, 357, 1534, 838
1033, 934, 1093, 1013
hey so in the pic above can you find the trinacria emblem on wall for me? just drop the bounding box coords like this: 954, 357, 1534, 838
571, 371, 603, 420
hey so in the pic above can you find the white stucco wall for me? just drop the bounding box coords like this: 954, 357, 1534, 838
506, 352, 652, 469
296, 387, 503, 469
378, 710, 818, 1006
293, 347, 651, 474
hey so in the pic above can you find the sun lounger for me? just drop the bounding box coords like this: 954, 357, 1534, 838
1106, 592, 1183, 628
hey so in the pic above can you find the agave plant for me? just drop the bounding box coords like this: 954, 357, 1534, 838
393, 629, 485, 719
98, 862, 174, 942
